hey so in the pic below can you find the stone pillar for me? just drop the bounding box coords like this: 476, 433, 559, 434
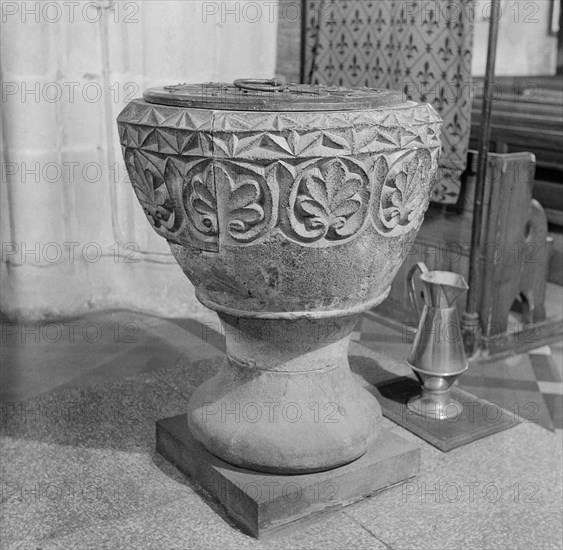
188, 313, 382, 473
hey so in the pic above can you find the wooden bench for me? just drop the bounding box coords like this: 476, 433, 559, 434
470, 76, 563, 226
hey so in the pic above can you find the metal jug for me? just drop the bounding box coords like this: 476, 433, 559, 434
406, 262, 469, 420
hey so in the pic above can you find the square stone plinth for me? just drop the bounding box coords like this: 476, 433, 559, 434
156, 415, 420, 538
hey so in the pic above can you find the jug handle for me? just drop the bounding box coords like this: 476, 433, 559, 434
407, 262, 429, 320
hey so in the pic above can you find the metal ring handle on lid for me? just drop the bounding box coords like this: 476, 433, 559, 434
233, 79, 284, 93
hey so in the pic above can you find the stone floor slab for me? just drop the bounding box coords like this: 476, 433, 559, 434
33, 496, 387, 550
346, 422, 563, 550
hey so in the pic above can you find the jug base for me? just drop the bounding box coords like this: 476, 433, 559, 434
407, 392, 463, 421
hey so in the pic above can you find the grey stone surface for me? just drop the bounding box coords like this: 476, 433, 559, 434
0, 437, 198, 546
349, 342, 413, 432
0, 374, 194, 545
0, 310, 220, 402
154, 355, 224, 396
349, 341, 414, 380
347, 422, 563, 550
34, 497, 387, 550
1, 373, 190, 453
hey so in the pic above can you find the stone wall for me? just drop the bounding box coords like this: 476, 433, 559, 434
1, 0, 278, 321
472, 0, 558, 76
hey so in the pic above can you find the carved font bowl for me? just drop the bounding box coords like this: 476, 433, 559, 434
117, 82, 442, 318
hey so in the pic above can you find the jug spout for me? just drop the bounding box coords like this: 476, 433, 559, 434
420, 270, 468, 308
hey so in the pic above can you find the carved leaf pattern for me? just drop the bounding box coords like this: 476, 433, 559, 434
186, 168, 218, 236
119, 100, 438, 247
379, 151, 429, 232
130, 153, 179, 233
227, 178, 265, 238
296, 159, 363, 239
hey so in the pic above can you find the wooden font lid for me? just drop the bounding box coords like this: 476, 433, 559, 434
143, 79, 406, 112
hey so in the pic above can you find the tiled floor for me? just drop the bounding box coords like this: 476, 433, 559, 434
1, 308, 562, 548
